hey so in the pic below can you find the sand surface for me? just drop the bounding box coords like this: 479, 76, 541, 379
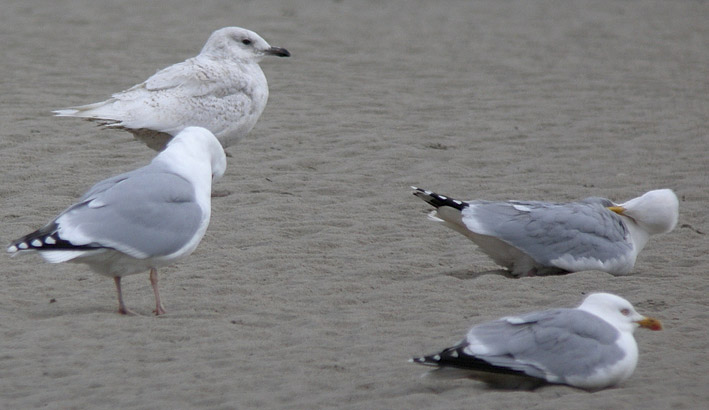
1, 0, 708, 408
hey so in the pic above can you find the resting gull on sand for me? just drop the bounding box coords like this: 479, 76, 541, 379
55, 26, 290, 151
7, 127, 226, 315
411, 292, 662, 390
412, 187, 678, 276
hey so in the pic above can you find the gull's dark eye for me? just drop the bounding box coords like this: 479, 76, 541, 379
241, 39, 252, 45
620, 308, 631, 316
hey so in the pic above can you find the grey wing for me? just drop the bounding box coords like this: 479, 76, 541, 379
56, 168, 203, 258
465, 200, 631, 267
76, 170, 136, 201
466, 309, 624, 382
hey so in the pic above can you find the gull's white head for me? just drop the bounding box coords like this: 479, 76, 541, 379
168, 127, 227, 182
200, 27, 290, 62
578, 293, 662, 334
610, 189, 679, 235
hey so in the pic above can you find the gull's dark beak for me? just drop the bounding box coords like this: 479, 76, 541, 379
265, 47, 290, 57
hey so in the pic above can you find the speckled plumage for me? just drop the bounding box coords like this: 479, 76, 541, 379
55, 27, 290, 150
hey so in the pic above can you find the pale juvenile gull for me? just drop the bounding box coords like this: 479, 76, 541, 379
7, 127, 227, 315
412, 187, 679, 276
411, 293, 662, 390
54, 27, 290, 151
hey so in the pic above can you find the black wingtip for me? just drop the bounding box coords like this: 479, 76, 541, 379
411, 187, 467, 211
414, 345, 532, 377
8, 223, 98, 253
410, 355, 441, 366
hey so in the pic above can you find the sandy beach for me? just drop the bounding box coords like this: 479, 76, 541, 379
1, 0, 707, 408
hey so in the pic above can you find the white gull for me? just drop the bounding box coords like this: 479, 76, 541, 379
55, 27, 290, 151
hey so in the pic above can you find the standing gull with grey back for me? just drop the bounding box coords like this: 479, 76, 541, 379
7, 127, 226, 315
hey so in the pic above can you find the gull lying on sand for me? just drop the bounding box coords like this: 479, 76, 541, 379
55, 27, 290, 151
7, 127, 226, 315
411, 293, 662, 390
412, 187, 679, 276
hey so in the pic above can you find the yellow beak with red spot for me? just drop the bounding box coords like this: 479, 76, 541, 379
636, 316, 663, 331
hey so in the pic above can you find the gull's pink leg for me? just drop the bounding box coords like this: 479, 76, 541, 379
113, 276, 137, 315
150, 268, 166, 315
